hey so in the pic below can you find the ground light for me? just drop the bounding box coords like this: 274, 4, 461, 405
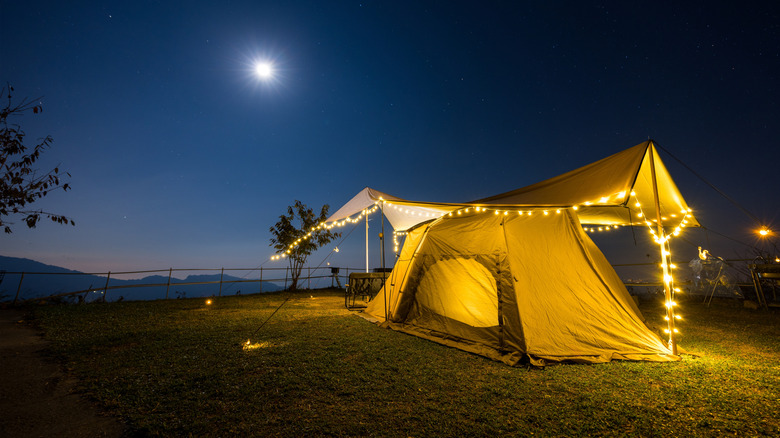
243, 340, 265, 350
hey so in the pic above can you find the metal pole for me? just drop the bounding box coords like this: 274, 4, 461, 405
380, 203, 386, 272
218, 267, 224, 297
259, 267, 263, 293
102, 272, 111, 302
13, 272, 25, 306
308, 266, 311, 289
365, 209, 369, 272
381, 202, 388, 319
649, 145, 677, 355
165, 268, 172, 299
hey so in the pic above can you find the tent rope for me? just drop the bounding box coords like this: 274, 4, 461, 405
245, 221, 362, 346
655, 143, 764, 226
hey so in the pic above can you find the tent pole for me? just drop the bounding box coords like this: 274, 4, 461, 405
365, 209, 369, 273
380, 204, 386, 271
649, 144, 678, 355
380, 202, 387, 320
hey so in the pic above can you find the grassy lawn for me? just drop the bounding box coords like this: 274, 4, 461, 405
33, 289, 780, 437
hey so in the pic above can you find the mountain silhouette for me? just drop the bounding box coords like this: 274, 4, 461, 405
0, 256, 282, 302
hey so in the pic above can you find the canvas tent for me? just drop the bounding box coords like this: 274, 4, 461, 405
325, 141, 694, 365
362, 208, 674, 365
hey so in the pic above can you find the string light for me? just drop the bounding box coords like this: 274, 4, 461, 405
624, 190, 687, 351
392, 230, 407, 253
268, 191, 690, 351
269, 202, 384, 260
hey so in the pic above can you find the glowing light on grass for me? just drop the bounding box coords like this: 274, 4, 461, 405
205, 299, 213, 305
243, 339, 264, 350
243, 339, 286, 351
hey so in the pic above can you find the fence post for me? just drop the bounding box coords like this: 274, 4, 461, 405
284, 266, 289, 290
165, 268, 172, 299
13, 272, 25, 305
308, 266, 311, 289
259, 267, 263, 293
103, 272, 111, 302
218, 267, 224, 297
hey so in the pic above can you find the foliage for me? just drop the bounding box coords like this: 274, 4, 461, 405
32, 292, 780, 437
269, 200, 340, 289
0, 84, 73, 233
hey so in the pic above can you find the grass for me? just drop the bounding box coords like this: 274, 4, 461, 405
32, 289, 780, 437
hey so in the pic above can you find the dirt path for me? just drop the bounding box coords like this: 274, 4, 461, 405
0, 308, 126, 437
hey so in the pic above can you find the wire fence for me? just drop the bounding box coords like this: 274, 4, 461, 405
1, 258, 770, 306
1, 266, 363, 305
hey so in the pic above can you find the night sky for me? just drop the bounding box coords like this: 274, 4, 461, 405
2, 1, 779, 275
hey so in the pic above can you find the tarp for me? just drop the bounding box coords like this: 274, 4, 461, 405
326, 141, 698, 229
363, 209, 677, 366
473, 140, 699, 227
326, 187, 460, 231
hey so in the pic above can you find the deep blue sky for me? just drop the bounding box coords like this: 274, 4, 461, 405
2, 1, 778, 274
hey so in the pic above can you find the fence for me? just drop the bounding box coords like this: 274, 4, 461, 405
1, 258, 768, 306
2, 266, 361, 305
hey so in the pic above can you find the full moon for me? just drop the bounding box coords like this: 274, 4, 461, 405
255, 62, 273, 79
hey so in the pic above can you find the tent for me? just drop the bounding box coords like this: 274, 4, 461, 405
362, 208, 674, 365
325, 140, 694, 365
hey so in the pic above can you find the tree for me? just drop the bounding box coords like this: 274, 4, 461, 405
1, 84, 73, 233
269, 200, 341, 290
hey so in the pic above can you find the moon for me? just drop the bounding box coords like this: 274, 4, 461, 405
255, 62, 273, 79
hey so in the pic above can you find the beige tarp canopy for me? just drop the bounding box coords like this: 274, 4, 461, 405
473, 140, 699, 227
327, 141, 698, 230
326, 187, 460, 231
325, 140, 694, 365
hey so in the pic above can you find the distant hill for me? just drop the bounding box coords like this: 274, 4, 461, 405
0, 256, 282, 302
